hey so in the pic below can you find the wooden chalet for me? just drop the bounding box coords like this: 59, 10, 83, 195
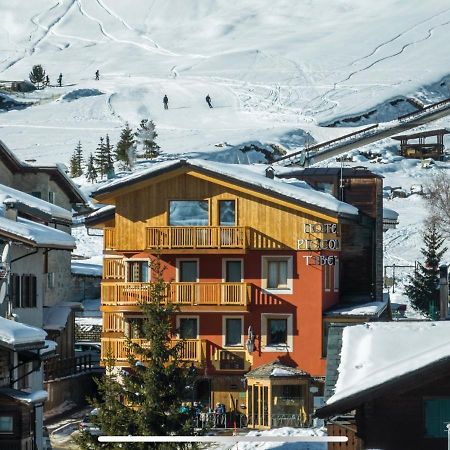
391, 128, 449, 160
318, 322, 450, 450
90, 158, 384, 429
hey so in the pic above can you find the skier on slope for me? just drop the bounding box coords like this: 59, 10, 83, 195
58, 73, 63, 87
206, 94, 213, 108
95, 69, 100, 80
163, 95, 169, 110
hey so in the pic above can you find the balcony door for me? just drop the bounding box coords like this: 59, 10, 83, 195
177, 260, 198, 304
223, 260, 243, 305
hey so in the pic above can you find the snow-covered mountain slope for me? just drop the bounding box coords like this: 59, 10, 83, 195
1, 0, 450, 162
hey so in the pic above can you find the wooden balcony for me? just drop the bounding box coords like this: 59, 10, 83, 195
145, 226, 248, 251
104, 227, 116, 250
101, 282, 249, 311
103, 258, 125, 281
101, 338, 202, 365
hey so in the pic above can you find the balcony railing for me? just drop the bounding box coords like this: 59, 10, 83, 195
102, 282, 249, 308
101, 338, 202, 363
104, 227, 116, 250
103, 258, 125, 280
146, 226, 247, 250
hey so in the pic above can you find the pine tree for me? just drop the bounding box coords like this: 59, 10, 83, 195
29, 64, 46, 89
69, 152, 79, 178
74, 141, 84, 176
73, 258, 196, 450
95, 137, 108, 179
136, 119, 161, 159
86, 153, 98, 183
404, 220, 448, 318
104, 134, 115, 177
115, 122, 136, 169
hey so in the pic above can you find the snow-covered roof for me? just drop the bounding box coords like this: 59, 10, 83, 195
0, 387, 48, 404
41, 339, 58, 355
0, 183, 72, 222
0, 317, 46, 347
43, 305, 72, 331
94, 159, 359, 217
326, 322, 450, 408
71, 261, 102, 277
383, 207, 399, 221
324, 299, 388, 318
0, 213, 76, 249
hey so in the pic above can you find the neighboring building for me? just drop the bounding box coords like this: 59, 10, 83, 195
90, 159, 385, 429
391, 128, 449, 160
383, 207, 399, 232
0, 185, 75, 450
317, 322, 450, 450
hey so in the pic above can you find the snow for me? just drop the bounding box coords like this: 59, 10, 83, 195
218, 427, 327, 450
41, 339, 58, 355
0, 316, 46, 345
382, 207, 399, 221
0, 183, 71, 222
96, 159, 359, 216
325, 298, 388, 317
43, 305, 72, 331
0, 213, 76, 249
0, 388, 48, 404
71, 260, 102, 276
271, 368, 297, 377
327, 322, 450, 406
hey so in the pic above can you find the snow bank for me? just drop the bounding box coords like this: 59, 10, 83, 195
328, 322, 450, 405
0, 317, 46, 345
71, 261, 102, 276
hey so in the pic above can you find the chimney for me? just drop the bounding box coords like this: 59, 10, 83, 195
3, 200, 17, 221
440, 265, 449, 320
265, 166, 275, 179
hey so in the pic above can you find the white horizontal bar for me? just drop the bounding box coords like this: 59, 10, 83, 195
98, 436, 347, 443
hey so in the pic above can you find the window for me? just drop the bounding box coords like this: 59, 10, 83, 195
224, 260, 242, 282
178, 317, 198, 339
224, 317, 243, 347
333, 258, 339, 292
30, 191, 41, 199
268, 319, 287, 345
178, 260, 198, 282
262, 256, 293, 293
219, 200, 236, 226
128, 261, 149, 282
48, 191, 56, 204
169, 201, 209, 226
261, 314, 293, 352
47, 272, 55, 289
324, 264, 331, 292
0, 416, 13, 433
424, 398, 450, 438
11, 274, 37, 308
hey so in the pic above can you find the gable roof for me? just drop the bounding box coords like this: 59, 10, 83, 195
317, 321, 450, 418
0, 139, 89, 207
93, 159, 359, 218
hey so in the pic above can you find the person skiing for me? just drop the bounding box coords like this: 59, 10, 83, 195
163, 94, 169, 110
206, 94, 213, 108
58, 73, 62, 87
45, 75, 50, 86
95, 69, 100, 80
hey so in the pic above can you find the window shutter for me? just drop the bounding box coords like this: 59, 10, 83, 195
11, 274, 20, 308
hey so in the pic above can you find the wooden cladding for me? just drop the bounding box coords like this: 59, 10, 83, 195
101, 282, 249, 308
146, 226, 247, 250
101, 338, 202, 363
104, 227, 116, 250
103, 258, 125, 280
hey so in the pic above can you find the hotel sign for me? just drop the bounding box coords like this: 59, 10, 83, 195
297, 223, 340, 252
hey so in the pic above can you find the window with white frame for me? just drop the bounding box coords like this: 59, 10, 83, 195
333, 258, 339, 292
261, 256, 293, 293
261, 314, 293, 352
48, 191, 56, 204
223, 317, 243, 347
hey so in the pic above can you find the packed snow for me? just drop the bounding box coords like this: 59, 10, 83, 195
0, 316, 46, 345
327, 322, 450, 405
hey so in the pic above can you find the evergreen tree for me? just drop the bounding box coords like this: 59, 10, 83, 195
104, 134, 115, 176
73, 259, 196, 450
115, 122, 136, 169
95, 137, 108, 179
74, 141, 84, 176
404, 220, 448, 318
29, 64, 46, 89
69, 152, 79, 178
86, 153, 98, 183
136, 119, 161, 159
